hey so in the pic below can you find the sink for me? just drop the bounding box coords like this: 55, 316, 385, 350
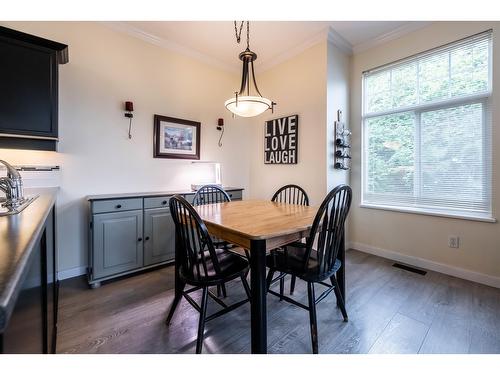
0, 195, 39, 216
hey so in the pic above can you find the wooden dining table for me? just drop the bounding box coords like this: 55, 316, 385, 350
173, 199, 346, 354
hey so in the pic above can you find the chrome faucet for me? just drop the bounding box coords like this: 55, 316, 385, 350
0, 160, 25, 207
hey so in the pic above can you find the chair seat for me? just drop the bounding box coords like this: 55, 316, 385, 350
266, 244, 341, 282
227, 246, 249, 258
180, 248, 249, 286
210, 236, 227, 247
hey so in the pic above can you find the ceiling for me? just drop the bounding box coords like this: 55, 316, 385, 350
110, 21, 431, 72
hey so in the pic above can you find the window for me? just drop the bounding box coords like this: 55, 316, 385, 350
362, 31, 493, 221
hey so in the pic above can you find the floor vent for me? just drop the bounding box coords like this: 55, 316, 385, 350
392, 263, 427, 275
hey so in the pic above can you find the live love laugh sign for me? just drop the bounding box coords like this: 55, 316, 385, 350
264, 115, 298, 164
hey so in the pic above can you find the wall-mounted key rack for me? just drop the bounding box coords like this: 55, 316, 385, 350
334, 110, 351, 170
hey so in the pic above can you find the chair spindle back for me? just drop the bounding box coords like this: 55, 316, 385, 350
304, 185, 352, 276
169, 195, 222, 281
271, 184, 309, 206
193, 185, 231, 206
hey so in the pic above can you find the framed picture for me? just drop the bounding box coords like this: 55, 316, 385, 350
264, 114, 298, 164
153, 115, 200, 159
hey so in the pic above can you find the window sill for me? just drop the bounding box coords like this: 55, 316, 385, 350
360, 203, 497, 223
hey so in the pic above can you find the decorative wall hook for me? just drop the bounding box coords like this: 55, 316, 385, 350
217, 118, 224, 147
124, 101, 134, 139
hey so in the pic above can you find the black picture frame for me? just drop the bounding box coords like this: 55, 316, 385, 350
153, 115, 201, 160
264, 114, 299, 164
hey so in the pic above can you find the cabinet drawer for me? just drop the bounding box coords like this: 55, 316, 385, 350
144, 196, 172, 209
227, 190, 243, 200
92, 198, 143, 214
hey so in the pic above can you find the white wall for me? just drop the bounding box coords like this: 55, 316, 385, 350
349, 22, 500, 285
247, 40, 351, 206
327, 41, 350, 191
248, 42, 329, 205
0, 21, 251, 275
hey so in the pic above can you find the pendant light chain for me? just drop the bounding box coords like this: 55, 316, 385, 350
246, 21, 250, 50
234, 21, 244, 44
234, 21, 250, 50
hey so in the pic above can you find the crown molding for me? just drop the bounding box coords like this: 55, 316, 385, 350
352, 21, 434, 54
256, 26, 330, 72
100, 21, 239, 74
258, 26, 354, 73
100, 21, 430, 75
327, 27, 354, 55
102, 22, 349, 75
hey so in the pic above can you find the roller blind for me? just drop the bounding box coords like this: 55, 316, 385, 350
362, 30, 493, 219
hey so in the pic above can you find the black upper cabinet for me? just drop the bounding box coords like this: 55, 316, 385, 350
0, 26, 68, 151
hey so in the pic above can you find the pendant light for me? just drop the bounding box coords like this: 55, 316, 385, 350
225, 21, 276, 117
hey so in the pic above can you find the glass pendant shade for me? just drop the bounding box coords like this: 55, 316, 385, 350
224, 95, 273, 117
225, 41, 275, 117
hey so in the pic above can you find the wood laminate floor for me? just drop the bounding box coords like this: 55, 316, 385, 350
56, 249, 500, 354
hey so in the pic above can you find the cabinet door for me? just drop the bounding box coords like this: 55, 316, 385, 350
144, 207, 175, 266
92, 210, 143, 279
2, 241, 44, 353
0, 37, 58, 138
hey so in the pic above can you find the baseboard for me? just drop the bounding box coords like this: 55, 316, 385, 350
348, 242, 500, 289
58, 266, 87, 280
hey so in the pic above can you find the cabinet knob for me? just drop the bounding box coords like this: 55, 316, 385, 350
145, 236, 150, 241
116, 204, 122, 209
138, 238, 143, 242
162, 200, 167, 205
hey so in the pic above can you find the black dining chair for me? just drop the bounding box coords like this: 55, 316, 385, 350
271, 184, 310, 206
271, 184, 310, 297
266, 185, 352, 354
192, 185, 232, 297
194, 185, 250, 257
192, 184, 231, 206
165, 195, 251, 354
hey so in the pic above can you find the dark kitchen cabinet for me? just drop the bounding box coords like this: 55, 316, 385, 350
0, 26, 68, 151
45, 206, 58, 353
2, 241, 45, 353
1, 206, 58, 354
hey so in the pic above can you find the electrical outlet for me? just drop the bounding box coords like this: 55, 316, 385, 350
448, 235, 460, 249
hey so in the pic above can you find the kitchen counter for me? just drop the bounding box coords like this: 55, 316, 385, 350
0, 187, 58, 332
86, 187, 244, 201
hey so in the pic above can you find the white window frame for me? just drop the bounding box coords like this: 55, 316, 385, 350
360, 31, 495, 223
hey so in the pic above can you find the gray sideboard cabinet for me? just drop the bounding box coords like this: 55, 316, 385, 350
87, 188, 244, 288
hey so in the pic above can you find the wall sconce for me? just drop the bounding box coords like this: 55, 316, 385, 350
124, 101, 134, 139
217, 118, 224, 147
